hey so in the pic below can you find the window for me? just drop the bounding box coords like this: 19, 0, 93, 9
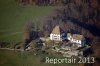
52, 35, 60, 40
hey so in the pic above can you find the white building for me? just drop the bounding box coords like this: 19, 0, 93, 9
50, 25, 61, 41
67, 33, 83, 47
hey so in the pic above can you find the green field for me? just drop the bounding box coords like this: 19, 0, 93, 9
0, 0, 80, 66
0, 49, 79, 66
0, 0, 54, 42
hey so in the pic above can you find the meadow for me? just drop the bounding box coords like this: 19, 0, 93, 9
0, 0, 80, 66
0, 0, 53, 42
0, 49, 79, 66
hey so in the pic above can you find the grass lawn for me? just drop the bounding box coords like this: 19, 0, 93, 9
0, 1, 80, 66
0, 49, 79, 66
0, 0, 54, 42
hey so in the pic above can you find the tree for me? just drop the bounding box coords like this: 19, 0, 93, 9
23, 20, 34, 39
23, 20, 35, 50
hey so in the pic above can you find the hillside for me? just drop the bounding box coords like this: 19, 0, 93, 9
0, 0, 54, 42
0, 0, 100, 66
39, 1, 100, 64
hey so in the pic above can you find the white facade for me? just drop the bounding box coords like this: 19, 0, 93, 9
67, 36, 82, 47
50, 34, 61, 41
50, 25, 61, 41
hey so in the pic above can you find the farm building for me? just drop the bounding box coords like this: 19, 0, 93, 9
50, 25, 61, 41
67, 33, 84, 47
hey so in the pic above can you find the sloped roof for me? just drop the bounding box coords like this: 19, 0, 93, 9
67, 33, 83, 40
51, 25, 60, 35
73, 34, 83, 40
67, 33, 72, 37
